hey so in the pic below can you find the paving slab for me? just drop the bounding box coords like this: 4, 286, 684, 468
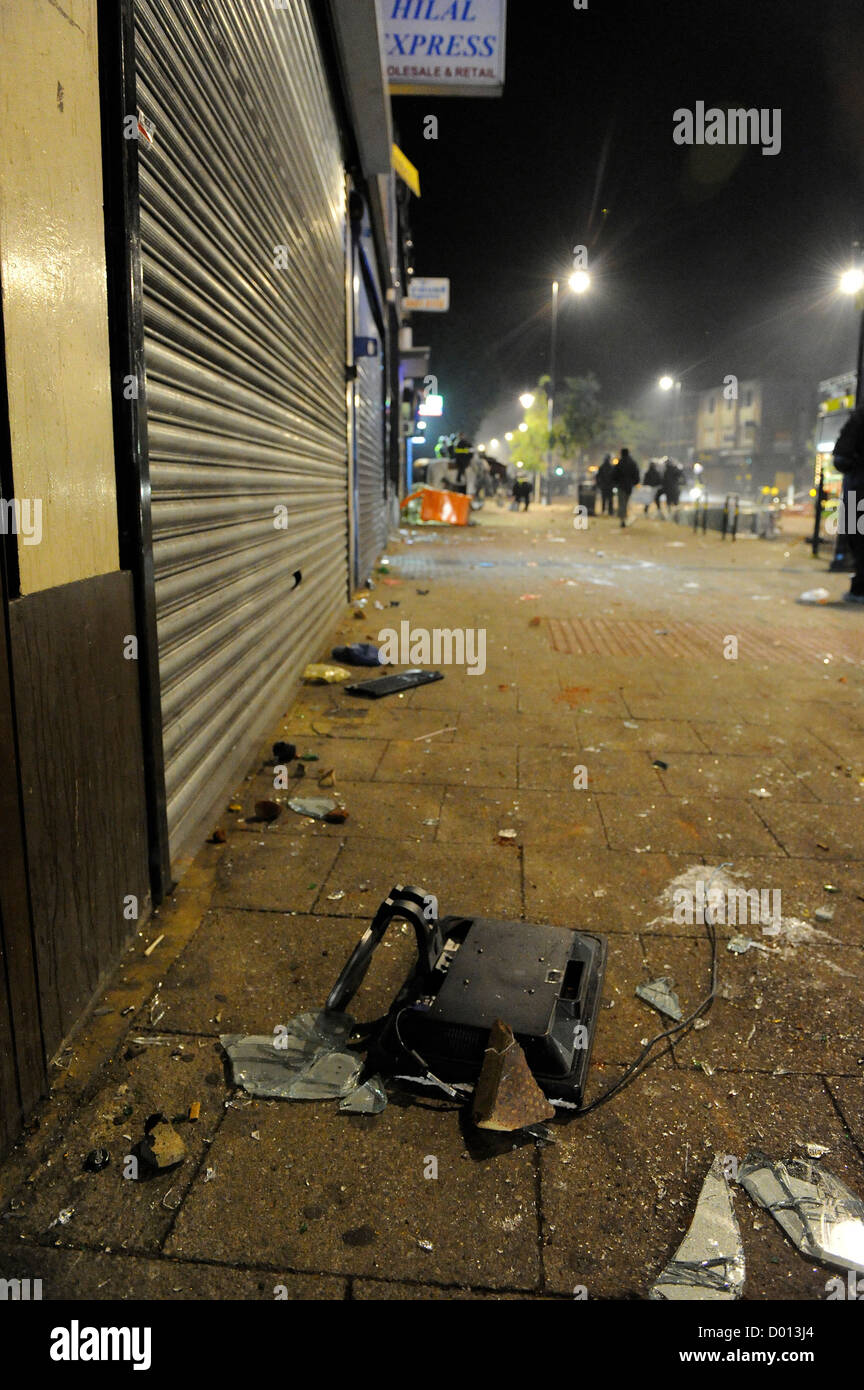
753, 801, 864, 860
523, 848, 707, 933
164, 1101, 541, 1290
541, 1072, 864, 1298
0, 1236, 345, 1299
134, 910, 417, 1037
596, 793, 783, 856
436, 785, 607, 849
4, 1043, 225, 1255
211, 838, 343, 912
373, 740, 517, 788
642, 933, 864, 1075
315, 837, 523, 921
518, 746, 665, 795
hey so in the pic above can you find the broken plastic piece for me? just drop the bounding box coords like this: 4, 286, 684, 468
649, 1155, 745, 1300
339, 1076, 388, 1114
739, 1151, 864, 1274
139, 1119, 186, 1171
287, 796, 336, 820
472, 1019, 556, 1132
302, 663, 351, 684
331, 643, 382, 666
344, 669, 444, 699
221, 1012, 361, 1101
273, 741, 296, 763
727, 934, 767, 955
635, 976, 683, 1021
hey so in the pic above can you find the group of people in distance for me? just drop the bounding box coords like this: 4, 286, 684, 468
595, 453, 684, 527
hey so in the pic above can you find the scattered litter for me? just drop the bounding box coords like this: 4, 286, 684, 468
83, 1148, 110, 1173
209, 827, 227, 844
273, 741, 296, 763
291, 763, 306, 780
727, 934, 768, 955
139, 1116, 186, 1171
529, 616, 542, 627
635, 976, 683, 1021
649, 1155, 745, 1300
623, 720, 639, 729
317, 769, 336, 788
300, 753, 320, 762
324, 808, 349, 824
652, 759, 669, 770
221, 1012, 361, 1101
739, 1151, 864, 1274
254, 800, 281, 822
798, 1141, 831, 1159
517, 594, 541, 601
188, 1101, 201, 1122
345, 669, 444, 699
49, 1208, 75, 1228
228, 802, 243, 813
204, 1167, 216, 1183
143, 934, 165, 958
331, 643, 382, 667
695, 1060, 715, 1076
417, 1238, 434, 1252
823, 884, 839, 893
339, 1076, 388, 1114
413, 726, 456, 742
524, 1123, 556, 1144
749, 787, 771, 799
813, 907, 834, 923
497, 828, 518, 843
287, 796, 336, 820
471, 1019, 556, 1132
327, 890, 345, 901
797, 588, 831, 604
302, 663, 351, 684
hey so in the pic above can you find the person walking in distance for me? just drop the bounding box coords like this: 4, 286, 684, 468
614, 448, 640, 527
833, 404, 864, 603
596, 454, 615, 515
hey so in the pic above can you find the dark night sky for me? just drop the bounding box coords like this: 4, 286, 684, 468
392, 0, 864, 440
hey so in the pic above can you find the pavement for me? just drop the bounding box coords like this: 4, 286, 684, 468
1, 499, 863, 1301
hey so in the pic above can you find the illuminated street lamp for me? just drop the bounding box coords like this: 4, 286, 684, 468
569, 269, 591, 295
518, 421, 528, 432
659, 375, 675, 392
839, 267, 864, 297
505, 431, 514, 442
490, 437, 500, 449
657, 375, 683, 455
519, 392, 535, 409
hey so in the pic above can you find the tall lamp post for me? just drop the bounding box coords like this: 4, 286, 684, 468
544, 269, 591, 501
658, 375, 683, 456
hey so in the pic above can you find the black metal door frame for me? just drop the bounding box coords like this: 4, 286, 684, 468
97, 0, 172, 902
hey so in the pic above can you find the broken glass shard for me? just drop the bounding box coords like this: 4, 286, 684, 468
221, 1011, 360, 1101
636, 976, 683, 1021
649, 1155, 745, 1300
739, 1151, 864, 1275
339, 1076, 388, 1113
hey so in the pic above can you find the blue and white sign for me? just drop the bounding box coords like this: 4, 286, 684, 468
377, 0, 507, 98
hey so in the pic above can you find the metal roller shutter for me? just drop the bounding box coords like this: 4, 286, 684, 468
353, 242, 388, 587
134, 0, 348, 861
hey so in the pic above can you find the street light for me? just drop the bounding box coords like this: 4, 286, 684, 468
569, 269, 591, 295
490, 437, 499, 449
839, 267, 864, 297
505, 431, 514, 442
657, 376, 683, 455
519, 392, 535, 409
518, 422, 528, 432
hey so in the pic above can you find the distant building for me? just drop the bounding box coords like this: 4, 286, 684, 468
693, 378, 812, 494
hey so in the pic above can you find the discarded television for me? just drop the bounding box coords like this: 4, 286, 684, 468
326, 885, 607, 1105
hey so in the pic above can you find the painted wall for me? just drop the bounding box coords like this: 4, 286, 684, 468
0, 0, 118, 593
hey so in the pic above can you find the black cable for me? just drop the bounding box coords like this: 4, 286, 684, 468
574, 863, 730, 1116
